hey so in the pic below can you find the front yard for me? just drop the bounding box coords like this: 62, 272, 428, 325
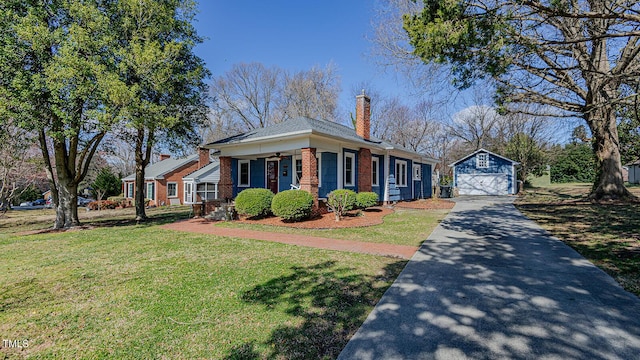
516, 184, 640, 296
0, 205, 446, 359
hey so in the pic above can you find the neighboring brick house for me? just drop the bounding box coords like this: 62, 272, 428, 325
122, 148, 216, 206
203, 94, 437, 206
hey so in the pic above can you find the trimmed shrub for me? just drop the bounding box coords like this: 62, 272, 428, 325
271, 190, 314, 222
356, 192, 379, 209
327, 189, 356, 221
87, 200, 117, 210
235, 188, 274, 218
107, 196, 129, 207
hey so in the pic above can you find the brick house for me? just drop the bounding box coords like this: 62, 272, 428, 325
122, 148, 217, 206
203, 94, 437, 206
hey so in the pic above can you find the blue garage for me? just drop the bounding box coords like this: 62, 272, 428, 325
451, 149, 519, 195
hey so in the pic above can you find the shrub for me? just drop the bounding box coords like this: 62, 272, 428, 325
107, 196, 128, 207
327, 189, 356, 221
356, 192, 379, 209
235, 188, 274, 218
271, 190, 314, 222
87, 200, 117, 210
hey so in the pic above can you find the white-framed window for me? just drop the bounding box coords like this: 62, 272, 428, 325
477, 153, 489, 168
196, 182, 218, 201
344, 152, 355, 187
127, 182, 134, 198
372, 157, 379, 187
413, 164, 422, 181
395, 160, 407, 187
238, 160, 250, 187
184, 182, 193, 203
146, 182, 155, 200
167, 182, 178, 197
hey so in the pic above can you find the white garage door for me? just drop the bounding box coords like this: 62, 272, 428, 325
457, 174, 508, 195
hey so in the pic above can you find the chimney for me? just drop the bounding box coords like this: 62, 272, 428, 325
356, 93, 371, 140
198, 147, 210, 169
159, 154, 171, 161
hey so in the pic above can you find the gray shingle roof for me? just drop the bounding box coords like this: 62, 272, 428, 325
205, 116, 432, 161
122, 153, 199, 181
182, 159, 220, 182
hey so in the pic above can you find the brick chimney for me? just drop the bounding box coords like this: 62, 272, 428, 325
356, 93, 371, 140
159, 154, 171, 161
198, 147, 210, 169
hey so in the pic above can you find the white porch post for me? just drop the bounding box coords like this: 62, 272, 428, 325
383, 152, 390, 202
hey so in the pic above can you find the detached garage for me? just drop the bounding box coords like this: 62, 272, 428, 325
451, 149, 519, 196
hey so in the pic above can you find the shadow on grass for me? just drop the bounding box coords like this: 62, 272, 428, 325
87, 208, 192, 229
225, 260, 406, 360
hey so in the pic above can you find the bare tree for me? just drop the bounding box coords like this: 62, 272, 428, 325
278, 63, 341, 122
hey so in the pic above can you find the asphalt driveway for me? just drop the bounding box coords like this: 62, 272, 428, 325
339, 196, 640, 359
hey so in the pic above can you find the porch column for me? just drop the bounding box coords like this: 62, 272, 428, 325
219, 156, 233, 201
358, 148, 372, 192
299, 147, 319, 208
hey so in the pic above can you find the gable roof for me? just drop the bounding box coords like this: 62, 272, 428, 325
122, 153, 199, 181
182, 158, 220, 183
449, 148, 519, 167
205, 116, 436, 163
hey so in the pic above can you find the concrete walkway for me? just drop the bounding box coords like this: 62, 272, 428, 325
339, 196, 640, 359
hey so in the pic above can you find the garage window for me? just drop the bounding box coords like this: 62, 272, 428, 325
477, 153, 489, 168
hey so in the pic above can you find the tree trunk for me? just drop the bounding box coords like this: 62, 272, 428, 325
134, 163, 147, 221
586, 102, 634, 201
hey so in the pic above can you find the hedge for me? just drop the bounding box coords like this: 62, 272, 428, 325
356, 192, 379, 209
235, 188, 274, 218
327, 189, 357, 221
271, 190, 314, 222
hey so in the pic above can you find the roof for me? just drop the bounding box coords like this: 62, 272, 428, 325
449, 148, 519, 167
122, 153, 199, 181
205, 116, 437, 163
182, 159, 220, 183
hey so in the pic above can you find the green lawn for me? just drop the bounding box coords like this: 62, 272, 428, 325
216, 208, 450, 247
0, 205, 448, 359
516, 184, 640, 296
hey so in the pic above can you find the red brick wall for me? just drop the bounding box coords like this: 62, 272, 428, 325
219, 156, 233, 200
157, 160, 200, 206
358, 148, 372, 192
300, 148, 319, 207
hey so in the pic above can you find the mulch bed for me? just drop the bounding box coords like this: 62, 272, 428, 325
237, 206, 394, 229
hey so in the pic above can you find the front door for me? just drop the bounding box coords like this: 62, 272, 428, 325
267, 161, 279, 194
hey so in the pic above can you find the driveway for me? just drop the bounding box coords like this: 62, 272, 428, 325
339, 196, 640, 359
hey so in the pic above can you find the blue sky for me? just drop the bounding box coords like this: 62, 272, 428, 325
192, 0, 412, 116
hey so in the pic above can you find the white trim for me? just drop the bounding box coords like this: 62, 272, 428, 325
344, 152, 356, 187
146, 181, 155, 200
316, 154, 322, 188
167, 182, 178, 198
383, 152, 390, 202
337, 148, 343, 189
238, 160, 250, 187
372, 157, 380, 187
395, 160, 408, 187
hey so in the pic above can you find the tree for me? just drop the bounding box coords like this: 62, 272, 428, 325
278, 63, 341, 122
91, 167, 121, 201
551, 143, 596, 183
617, 109, 640, 165
403, 0, 639, 200
1, 1, 119, 228
111, 0, 210, 221
505, 133, 546, 184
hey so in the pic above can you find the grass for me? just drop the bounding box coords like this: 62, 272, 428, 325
516, 183, 640, 296
0, 204, 450, 359
215, 208, 450, 247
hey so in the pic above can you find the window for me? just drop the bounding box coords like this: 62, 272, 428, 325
344, 153, 355, 186
477, 153, 489, 168
127, 183, 134, 198
395, 160, 407, 187
146, 182, 155, 200
239, 160, 250, 187
413, 164, 422, 181
184, 182, 193, 203
372, 157, 379, 186
196, 182, 218, 201
295, 159, 302, 185
167, 182, 177, 197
